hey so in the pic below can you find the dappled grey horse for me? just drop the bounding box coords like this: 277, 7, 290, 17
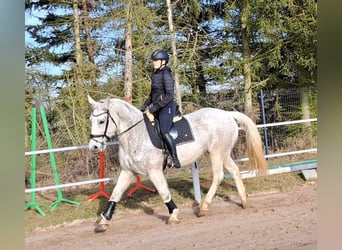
87, 95, 268, 232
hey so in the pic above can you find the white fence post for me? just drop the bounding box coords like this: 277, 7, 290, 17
192, 161, 201, 203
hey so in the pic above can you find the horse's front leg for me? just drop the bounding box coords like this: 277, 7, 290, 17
148, 169, 180, 225
94, 170, 135, 233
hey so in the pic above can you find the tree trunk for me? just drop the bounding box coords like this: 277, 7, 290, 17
196, 62, 206, 94
72, 0, 88, 142
300, 87, 313, 145
124, 0, 133, 102
166, 0, 182, 111
82, 0, 96, 86
73, 0, 84, 86
240, 0, 253, 118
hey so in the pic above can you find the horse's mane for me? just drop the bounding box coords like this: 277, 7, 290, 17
108, 98, 142, 123
110, 98, 140, 111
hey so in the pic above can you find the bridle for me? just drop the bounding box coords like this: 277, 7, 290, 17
89, 109, 143, 144
89, 110, 116, 142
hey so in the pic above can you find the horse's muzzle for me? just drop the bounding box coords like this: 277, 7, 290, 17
88, 139, 106, 152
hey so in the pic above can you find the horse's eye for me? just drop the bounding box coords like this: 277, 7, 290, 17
99, 120, 105, 125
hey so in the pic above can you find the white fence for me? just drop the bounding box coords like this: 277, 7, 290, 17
25, 118, 317, 194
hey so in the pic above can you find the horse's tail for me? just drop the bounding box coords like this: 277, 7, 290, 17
231, 112, 268, 176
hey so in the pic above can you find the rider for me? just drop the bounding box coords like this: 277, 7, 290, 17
141, 49, 181, 168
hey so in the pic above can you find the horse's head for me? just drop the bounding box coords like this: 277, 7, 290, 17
88, 95, 117, 152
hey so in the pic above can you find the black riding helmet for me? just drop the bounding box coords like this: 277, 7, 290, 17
151, 49, 169, 63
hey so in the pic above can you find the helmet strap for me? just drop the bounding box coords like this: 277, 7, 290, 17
158, 60, 167, 70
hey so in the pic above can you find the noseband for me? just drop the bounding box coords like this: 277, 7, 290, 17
90, 109, 143, 143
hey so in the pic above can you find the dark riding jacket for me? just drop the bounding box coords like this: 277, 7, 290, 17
143, 66, 175, 114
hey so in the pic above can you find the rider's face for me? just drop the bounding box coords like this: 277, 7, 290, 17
152, 59, 165, 69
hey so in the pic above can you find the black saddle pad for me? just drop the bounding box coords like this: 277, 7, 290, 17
143, 115, 195, 149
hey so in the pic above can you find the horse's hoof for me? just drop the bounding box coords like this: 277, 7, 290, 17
167, 218, 180, 225
94, 223, 108, 233
192, 205, 200, 216
198, 209, 208, 217
94, 215, 109, 233
167, 208, 180, 225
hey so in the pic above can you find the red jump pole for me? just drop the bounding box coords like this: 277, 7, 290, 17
124, 97, 156, 196
87, 150, 110, 203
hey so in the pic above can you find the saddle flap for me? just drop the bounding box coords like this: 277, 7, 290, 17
143, 115, 194, 149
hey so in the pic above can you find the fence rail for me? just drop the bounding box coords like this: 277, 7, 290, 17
25, 118, 317, 194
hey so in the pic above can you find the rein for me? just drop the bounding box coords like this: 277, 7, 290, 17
116, 117, 143, 137
90, 109, 143, 142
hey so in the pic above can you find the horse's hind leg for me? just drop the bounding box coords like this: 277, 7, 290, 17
199, 153, 225, 217
148, 169, 180, 224
224, 156, 247, 208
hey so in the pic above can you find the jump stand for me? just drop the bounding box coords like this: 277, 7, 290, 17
40, 107, 81, 211
25, 107, 80, 216
127, 176, 156, 196
87, 150, 110, 203
25, 108, 49, 216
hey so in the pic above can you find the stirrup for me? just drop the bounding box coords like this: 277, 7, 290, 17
171, 158, 181, 168
165, 156, 181, 170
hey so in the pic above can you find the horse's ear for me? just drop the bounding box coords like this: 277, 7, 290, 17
105, 97, 111, 109
87, 95, 98, 108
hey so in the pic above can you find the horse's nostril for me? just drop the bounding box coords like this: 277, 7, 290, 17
89, 143, 99, 152
92, 145, 99, 152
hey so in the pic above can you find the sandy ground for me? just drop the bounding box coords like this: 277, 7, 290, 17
25, 182, 317, 250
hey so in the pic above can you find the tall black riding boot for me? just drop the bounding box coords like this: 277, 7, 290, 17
163, 133, 181, 168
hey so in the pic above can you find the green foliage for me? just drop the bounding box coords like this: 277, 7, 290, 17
25, 0, 317, 97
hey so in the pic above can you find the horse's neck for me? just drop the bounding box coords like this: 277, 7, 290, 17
110, 99, 143, 136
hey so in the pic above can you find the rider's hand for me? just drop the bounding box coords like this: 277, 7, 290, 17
144, 109, 154, 123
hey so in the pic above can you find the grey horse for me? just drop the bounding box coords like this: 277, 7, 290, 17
87, 95, 268, 232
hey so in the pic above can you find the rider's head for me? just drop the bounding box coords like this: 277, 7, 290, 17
151, 49, 169, 69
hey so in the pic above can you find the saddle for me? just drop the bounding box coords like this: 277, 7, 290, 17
143, 110, 195, 169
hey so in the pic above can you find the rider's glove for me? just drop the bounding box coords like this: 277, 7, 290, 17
144, 109, 155, 123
